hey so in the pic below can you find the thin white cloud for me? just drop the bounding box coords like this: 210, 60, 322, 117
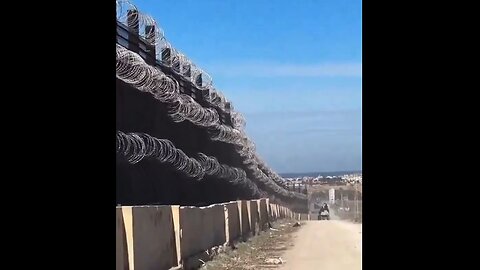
206, 62, 362, 78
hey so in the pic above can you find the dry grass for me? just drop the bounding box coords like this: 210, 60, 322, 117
200, 219, 301, 270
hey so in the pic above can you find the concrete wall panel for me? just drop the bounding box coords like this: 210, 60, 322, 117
116, 207, 129, 270
258, 199, 268, 230
225, 202, 241, 242
180, 204, 227, 260
247, 200, 258, 235
124, 206, 178, 270
237, 200, 250, 238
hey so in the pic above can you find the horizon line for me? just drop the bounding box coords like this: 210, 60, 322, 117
279, 170, 362, 175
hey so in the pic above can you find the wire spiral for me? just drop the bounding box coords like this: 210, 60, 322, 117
116, 1, 308, 203
117, 131, 205, 179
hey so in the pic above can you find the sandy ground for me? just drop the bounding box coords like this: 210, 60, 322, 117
201, 219, 300, 270
279, 220, 361, 270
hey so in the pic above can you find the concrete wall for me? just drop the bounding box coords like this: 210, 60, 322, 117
122, 205, 178, 270
237, 200, 250, 238
117, 201, 299, 270
171, 206, 182, 267
258, 199, 269, 230
179, 204, 226, 260
178, 207, 203, 260
210, 204, 227, 248
270, 204, 277, 220
224, 202, 241, 242
116, 208, 129, 270
265, 198, 270, 219
247, 200, 258, 235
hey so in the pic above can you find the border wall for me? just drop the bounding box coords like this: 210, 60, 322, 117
116, 198, 311, 270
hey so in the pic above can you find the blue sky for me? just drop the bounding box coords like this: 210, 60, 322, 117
131, 0, 362, 173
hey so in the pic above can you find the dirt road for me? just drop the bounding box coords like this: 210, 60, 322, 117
279, 220, 361, 270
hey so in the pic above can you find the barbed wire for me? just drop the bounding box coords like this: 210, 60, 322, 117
116, 44, 221, 127
231, 112, 246, 130
116, 0, 165, 46
197, 153, 246, 184
168, 94, 220, 126
116, 3, 250, 144
116, 131, 305, 200
116, 44, 259, 149
116, 44, 179, 102
116, 0, 228, 107
117, 131, 205, 179
115, 1, 307, 202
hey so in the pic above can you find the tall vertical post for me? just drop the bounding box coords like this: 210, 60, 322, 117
145, 25, 156, 65
127, 9, 139, 53
354, 183, 359, 221
341, 192, 344, 208
183, 64, 191, 78
161, 47, 172, 66
195, 73, 202, 87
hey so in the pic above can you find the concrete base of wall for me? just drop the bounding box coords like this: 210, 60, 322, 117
117, 200, 303, 270
126, 206, 178, 270
116, 207, 129, 270
258, 199, 269, 231
237, 200, 250, 240
247, 200, 258, 236
224, 202, 241, 243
